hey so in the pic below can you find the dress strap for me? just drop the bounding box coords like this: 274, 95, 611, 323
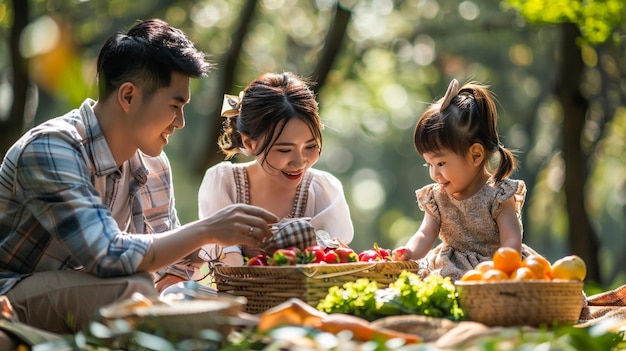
290, 171, 313, 218
234, 165, 312, 219
233, 165, 249, 204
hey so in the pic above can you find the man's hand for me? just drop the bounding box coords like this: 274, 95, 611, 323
200, 204, 278, 247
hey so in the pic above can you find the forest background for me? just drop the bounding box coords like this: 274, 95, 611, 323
0, 0, 624, 289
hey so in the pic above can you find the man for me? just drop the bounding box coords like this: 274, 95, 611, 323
0, 19, 277, 334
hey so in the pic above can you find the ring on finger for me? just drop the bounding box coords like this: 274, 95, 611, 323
248, 226, 254, 235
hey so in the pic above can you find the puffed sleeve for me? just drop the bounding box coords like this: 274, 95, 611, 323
491, 179, 526, 219
305, 169, 354, 245
197, 162, 240, 261
198, 162, 238, 219
416, 184, 440, 223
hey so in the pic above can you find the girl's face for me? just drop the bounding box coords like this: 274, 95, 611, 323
247, 118, 320, 188
422, 147, 487, 200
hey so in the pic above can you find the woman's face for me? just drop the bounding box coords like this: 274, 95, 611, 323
248, 118, 320, 186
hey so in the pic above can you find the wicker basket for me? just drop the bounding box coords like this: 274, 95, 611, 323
455, 280, 585, 327
212, 261, 420, 314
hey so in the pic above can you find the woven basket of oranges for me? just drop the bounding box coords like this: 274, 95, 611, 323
455, 248, 586, 327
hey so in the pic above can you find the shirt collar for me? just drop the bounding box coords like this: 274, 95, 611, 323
80, 98, 122, 177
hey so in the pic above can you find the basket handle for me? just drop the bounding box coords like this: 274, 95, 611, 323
211, 267, 301, 281
301, 262, 378, 279
210, 262, 380, 280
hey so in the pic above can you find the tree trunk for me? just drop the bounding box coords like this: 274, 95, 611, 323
0, 0, 29, 157
310, 4, 351, 93
197, 0, 258, 173
558, 23, 601, 284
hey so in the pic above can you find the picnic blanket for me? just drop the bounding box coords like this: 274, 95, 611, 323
578, 284, 626, 329
1, 286, 625, 350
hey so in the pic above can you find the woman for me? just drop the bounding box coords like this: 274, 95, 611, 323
199, 72, 354, 265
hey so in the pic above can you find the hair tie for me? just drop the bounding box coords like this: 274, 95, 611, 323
221, 91, 244, 118
440, 79, 459, 112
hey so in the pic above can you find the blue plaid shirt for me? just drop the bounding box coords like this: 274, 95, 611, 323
0, 99, 183, 294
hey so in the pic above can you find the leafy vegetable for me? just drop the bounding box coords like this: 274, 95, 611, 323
317, 271, 464, 321
316, 278, 380, 320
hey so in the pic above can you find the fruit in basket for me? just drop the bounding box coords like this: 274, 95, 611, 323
510, 266, 536, 281
335, 247, 358, 263
551, 255, 586, 281
323, 249, 340, 263
302, 245, 326, 263
247, 254, 268, 266
270, 248, 299, 266
523, 255, 552, 280
459, 249, 585, 283
482, 269, 508, 281
474, 260, 495, 274
492, 247, 522, 276
358, 243, 391, 262
378, 248, 391, 261
459, 269, 483, 281
358, 249, 381, 262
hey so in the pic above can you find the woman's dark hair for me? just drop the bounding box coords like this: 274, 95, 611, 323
96, 18, 211, 101
219, 72, 323, 162
413, 81, 516, 182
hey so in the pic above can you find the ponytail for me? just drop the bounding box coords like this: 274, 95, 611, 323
493, 145, 516, 182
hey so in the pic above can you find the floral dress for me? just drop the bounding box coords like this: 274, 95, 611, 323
416, 178, 539, 281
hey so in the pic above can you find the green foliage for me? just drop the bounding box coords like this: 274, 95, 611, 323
316, 272, 464, 321
504, 0, 624, 44
0, 0, 625, 288
316, 278, 381, 320
386, 272, 464, 320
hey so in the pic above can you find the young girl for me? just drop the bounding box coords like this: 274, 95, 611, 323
198, 72, 354, 265
396, 79, 538, 280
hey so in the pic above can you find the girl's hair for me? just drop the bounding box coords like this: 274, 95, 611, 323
219, 72, 323, 161
413, 80, 516, 182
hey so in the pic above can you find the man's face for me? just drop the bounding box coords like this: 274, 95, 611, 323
130, 71, 190, 157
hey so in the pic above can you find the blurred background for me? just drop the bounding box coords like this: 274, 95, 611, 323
0, 0, 624, 289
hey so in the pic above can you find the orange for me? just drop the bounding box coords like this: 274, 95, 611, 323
482, 269, 508, 281
510, 266, 536, 281
460, 269, 483, 281
551, 255, 586, 281
474, 261, 495, 274
523, 255, 552, 280
492, 247, 522, 276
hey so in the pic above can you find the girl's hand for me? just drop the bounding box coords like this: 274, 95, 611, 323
392, 246, 411, 261
391, 246, 413, 261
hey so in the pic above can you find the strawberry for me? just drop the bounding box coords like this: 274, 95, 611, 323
335, 247, 358, 263
324, 249, 340, 264
302, 245, 326, 264
247, 254, 268, 266
358, 249, 382, 262
270, 248, 298, 266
